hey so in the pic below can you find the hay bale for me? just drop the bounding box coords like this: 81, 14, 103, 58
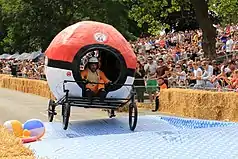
0, 76, 55, 100
0, 126, 35, 159
1, 75, 238, 121
159, 88, 238, 121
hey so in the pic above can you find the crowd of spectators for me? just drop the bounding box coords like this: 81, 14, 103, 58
0, 58, 46, 80
132, 24, 238, 102
0, 24, 237, 102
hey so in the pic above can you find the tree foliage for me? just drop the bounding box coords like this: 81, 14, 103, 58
122, 0, 200, 35
209, 0, 238, 25
0, 0, 236, 55
123, 0, 221, 35
123, 0, 219, 59
0, 0, 139, 54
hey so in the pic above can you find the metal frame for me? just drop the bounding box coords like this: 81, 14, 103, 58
47, 80, 138, 131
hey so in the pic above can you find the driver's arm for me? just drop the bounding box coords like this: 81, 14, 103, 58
99, 71, 110, 83
80, 70, 88, 81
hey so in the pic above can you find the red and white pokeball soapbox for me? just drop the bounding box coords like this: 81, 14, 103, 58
44, 21, 137, 101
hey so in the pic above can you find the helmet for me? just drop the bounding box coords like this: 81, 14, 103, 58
88, 57, 99, 63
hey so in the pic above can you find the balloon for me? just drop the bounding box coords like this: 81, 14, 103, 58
23, 129, 31, 137
3, 120, 23, 137
23, 119, 45, 139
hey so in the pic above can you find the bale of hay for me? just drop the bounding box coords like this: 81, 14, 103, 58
0, 74, 10, 87
1, 75, 238, 122
159, 88, 238, 121
1, 76, 55, 100
0, 126, 35, 159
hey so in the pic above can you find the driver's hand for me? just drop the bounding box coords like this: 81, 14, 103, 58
83, 79, 90, 84
106, 81, 113, 86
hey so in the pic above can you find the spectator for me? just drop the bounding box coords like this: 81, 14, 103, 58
153, 77, 168, 112
173, 64, 187, 86
156, 58, 169, 87
10, 62, 18, 77
212, 60, 221, 76
200, 61, 214, 88
144, 56, 158, 102
193, 62, 204, 88
226, 35, 234, 53
134, 61, 146, 103
230, 69, 238, 89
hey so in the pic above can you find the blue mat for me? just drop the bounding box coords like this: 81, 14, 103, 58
27, 115, 238, 159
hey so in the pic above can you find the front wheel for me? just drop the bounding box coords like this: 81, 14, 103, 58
129, 103, 138, 131
62, 103, 71, 130
107, 109, 116, 118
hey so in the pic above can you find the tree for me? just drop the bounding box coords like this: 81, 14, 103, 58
123, 0, 193, 35
209, 0, 238, 25
191, 0, 217, 59
0, 0, 139, 54
123, 0, 218, 59
0, 4, 5, 54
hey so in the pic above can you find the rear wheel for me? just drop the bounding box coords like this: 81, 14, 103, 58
129, 103, 138, 131
62, 103, 71, 130
48, 99, 56, 122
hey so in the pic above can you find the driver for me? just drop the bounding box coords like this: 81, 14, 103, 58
81, 57, 111, 103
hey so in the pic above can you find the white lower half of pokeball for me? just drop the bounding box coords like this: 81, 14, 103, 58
45, 66, 134, 101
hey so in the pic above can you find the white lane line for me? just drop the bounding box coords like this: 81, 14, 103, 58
40, 112, 61, 122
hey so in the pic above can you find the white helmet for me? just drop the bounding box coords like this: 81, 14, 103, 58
88, 57, 99, 63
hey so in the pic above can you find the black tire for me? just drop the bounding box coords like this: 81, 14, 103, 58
62, 103, 71, 130
48, 99, 55, 122
129, 103, 138, 131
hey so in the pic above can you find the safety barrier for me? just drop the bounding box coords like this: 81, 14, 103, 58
159, 88, 238, 122
0, 74, 55, 99
0, 75, 237, 122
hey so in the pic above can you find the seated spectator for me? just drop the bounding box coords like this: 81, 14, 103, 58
200, 61, 214, 88
2, 64, 11, 74
212, 60, 221, 76
187, 70, 196, 87
173, 64, 187, 87
168, 68, 178, 87
193, 62, 204, 88
229, 69, 238, 89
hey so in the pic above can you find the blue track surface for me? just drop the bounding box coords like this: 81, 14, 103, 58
27, 115, 238, 159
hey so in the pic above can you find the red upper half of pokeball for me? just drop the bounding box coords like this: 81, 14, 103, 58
45, 21, 136, 69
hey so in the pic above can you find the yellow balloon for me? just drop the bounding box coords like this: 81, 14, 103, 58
11, 120, 23, 137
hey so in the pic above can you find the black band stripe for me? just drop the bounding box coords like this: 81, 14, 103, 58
47, 59, 135, 77
47, 59, 72, 70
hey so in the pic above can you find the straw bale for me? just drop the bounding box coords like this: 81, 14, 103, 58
0, 76, 55, 100
159, 88, 238, 121
0, 75, 237, 121
0, 126, 35, 159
